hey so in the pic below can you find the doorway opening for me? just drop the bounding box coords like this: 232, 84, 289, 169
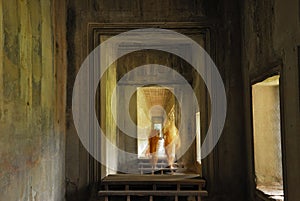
252, 75, 284, 200
137, 86, 176, 160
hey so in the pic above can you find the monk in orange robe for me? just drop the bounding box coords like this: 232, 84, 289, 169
163, 122, 181, 169
146, 129, 160, 167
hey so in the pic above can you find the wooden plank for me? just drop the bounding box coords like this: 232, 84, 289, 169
101, 179, 205, 186
138, 167, 178, 170
150, 184, 156, 201
138, 162, 169, 165
104, 184, 108, 201
125, 185, 130, 201
101, 174, 202, 181
98, 190, 209, 197
175, 184, 180, 201
198, 181, 202, 201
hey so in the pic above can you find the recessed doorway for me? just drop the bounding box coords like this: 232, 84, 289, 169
137, 86, 175, 159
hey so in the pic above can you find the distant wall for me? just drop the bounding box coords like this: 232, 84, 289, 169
252, 84, 282, 185
0, 0, 67, 200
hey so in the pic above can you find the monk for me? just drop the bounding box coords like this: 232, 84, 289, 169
145, 129, 160, 168
163, 121, 181, 169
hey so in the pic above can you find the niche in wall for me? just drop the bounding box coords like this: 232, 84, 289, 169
252, 75, 284, 200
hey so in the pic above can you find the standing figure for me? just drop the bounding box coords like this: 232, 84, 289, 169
147, 129, 160, 168
163, 121, 181, 169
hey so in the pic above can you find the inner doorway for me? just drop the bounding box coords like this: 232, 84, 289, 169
83, 24, 211, 181
137, 86, 176, 160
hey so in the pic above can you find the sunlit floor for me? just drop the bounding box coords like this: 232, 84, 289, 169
257, 184, 284, 201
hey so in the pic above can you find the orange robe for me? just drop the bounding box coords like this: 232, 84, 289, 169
148, 131, 160, 154
163, 123, 180, 149
163, 123, 181, 167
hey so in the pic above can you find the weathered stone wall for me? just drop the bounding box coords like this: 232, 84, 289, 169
0, 0, 67, 200
242, 0, 300, 200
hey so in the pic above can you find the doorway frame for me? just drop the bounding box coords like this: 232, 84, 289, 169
248, 62, 287, 201
86, 22, 218, 191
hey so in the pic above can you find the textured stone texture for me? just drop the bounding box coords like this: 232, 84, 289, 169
0, 0, 67, 200
242, 0, 300, 200
252, 83, 282, 185
4, 0, 300, 200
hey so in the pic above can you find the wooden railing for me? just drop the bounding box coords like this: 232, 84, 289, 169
98, 175, 208, 201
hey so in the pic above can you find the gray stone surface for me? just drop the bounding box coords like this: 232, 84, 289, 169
0, 0, 67, 200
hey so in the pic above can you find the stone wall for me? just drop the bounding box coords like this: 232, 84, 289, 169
0, 0, 67, 200
242, 0, 300, 200
252, 83, 282, 186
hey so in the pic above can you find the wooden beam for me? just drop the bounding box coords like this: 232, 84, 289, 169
98, 190, 208, 197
